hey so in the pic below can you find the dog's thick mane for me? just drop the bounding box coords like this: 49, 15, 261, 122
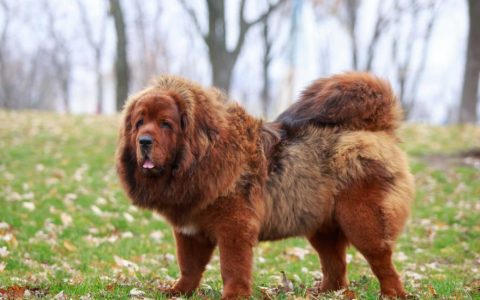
116, 76, 265, 224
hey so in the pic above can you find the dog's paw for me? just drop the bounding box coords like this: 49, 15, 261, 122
159, 278, 199, 297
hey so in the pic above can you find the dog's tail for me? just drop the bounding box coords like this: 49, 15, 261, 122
276, 72, 402, 134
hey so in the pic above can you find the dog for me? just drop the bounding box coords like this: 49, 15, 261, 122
116, 72, 414, 299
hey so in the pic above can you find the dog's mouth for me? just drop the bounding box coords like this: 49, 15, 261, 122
142, 158, 155, 169
139, 157, 165, 176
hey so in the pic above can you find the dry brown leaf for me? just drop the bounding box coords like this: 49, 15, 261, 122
427, 285, 437, 297
281, 271, 294, 293
0, 262, 6, 272
343, 289, 357, 299
284, 247, 310, 261
63, 240, 77, 252
1, 285, 26, 299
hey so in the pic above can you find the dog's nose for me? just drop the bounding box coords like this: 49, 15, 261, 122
139, 135, 153, 146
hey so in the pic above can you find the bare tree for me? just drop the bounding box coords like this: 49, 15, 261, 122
459, 0, 480, 123
45, 1, 72, 113
344, 0, 359, 70
180, 0, 285, 93
331, 0, 394, 71
391, 0, 439, 116
325, 0, 440, 118
260, 3, 288, 118
261, 18, 273, 118
77, 0, 107, 114
131, 1, 169, 88
109, 0, 130, 111
0, 1, 57, 110
0, 0, 12, 108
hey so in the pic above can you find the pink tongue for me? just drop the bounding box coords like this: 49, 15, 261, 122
142, 159, 155, 169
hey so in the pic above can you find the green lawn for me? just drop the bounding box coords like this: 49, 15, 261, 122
0, 110, 479, 299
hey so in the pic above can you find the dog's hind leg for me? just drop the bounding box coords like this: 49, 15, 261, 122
335, 182, 409, 298
308, 229, 349, 292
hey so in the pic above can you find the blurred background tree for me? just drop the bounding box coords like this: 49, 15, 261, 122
0, 0, 477, 123
458, 0, 479, 123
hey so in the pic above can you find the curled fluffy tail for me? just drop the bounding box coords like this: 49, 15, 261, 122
277, 72, 402, 133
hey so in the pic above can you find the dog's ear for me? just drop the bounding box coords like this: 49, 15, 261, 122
180, 113, 188, 131
119, 100, 136, 136
116, 99, 138, 190
262, 122, 283, 158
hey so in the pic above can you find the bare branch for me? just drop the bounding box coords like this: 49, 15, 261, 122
365, 0, 392, 71
248, 0, 286, 28
234, 0, 286, 58
408, 1, 441, 114
178, 0, 207, 42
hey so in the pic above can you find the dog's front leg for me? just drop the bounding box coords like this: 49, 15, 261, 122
217, 224, 258, 299
169, 231, 216, 295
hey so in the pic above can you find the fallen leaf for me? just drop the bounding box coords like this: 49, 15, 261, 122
123, 212, 134, 223
113, 255, 138, 271
91, 205, 103, 216
164, 253, 175, 262
280, 271, 294, 293
64, 193, 77, 202
121, 231, 133, 238
427, 285, 437, 297
60, 213, 73, 227
63, 240, 77, 252
149, 230, 164, 242
0, 222, 9, 230
5, 285, 26, 299
396, 251, 408, 262
22, 192, 34, 200
22, 202, 35, 211
0, 246, 9, 258
96, 197, 107, 205
343, 289, 357, 299
129, 288, 145, 297
468, 279, 480, 292
284, 247, 310, 260
79, 293, 93, 300
53, 290, 66, 300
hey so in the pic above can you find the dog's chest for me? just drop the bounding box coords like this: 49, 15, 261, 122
175, 224, 199, 236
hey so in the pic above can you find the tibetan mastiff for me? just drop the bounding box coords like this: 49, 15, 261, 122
116, 72, 414, 299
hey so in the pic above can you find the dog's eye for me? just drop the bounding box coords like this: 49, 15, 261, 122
135, 119, 144, 129
160, 121, 172, 129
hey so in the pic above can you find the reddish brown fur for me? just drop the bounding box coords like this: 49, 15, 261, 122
116, 73, 414, 299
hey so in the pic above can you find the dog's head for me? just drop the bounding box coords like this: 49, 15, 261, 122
117, 76, 226, 183
126, 91, 185, 176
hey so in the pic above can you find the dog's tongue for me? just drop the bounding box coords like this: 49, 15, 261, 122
142, 159, 155, 169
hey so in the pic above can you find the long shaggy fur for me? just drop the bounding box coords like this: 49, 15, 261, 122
116, 72, 415, 299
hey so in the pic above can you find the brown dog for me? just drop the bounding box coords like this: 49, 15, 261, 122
116, 72, 414, 299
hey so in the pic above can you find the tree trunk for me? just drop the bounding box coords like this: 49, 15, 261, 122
211, 56, 234, 93
206, 0, 232, 93
181, 0, 284, 94
345, 0, 359, 70
110, 0, 129, 111
95, 52, 103, 114
261, 18, 272, 118
459, 0, 480, 123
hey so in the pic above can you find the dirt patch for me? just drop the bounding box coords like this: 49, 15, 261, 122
421, 148, 480, 170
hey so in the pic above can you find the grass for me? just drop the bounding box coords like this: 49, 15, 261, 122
0, 110, 479, 299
